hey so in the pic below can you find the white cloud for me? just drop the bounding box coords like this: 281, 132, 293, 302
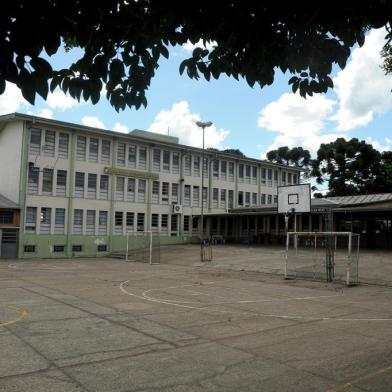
365, 136, 392, 152
182, 39, 217, 52
146, 101, 229, 149
0, 82, 27, 114
113, 122, 129, 134
81, 116, 106, 129
257, 93, 338, 156
46, 90, 79, 110
27, 108, 53, 119
332, 28, 392, 131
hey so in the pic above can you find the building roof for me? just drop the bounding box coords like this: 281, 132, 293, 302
0, 194, 18, 209
228, 193, 392, 215
0, 112, 301, 172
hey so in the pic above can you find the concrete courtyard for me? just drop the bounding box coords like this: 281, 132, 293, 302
1, 245, 392, 391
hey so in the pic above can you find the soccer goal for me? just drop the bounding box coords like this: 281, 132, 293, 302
285, 232, 360, 285
125, 231, 160, 265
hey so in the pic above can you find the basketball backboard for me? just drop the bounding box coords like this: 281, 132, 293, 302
277, 184, 311, 214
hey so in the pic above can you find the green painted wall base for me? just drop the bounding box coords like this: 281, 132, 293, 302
20, 234, 199, 259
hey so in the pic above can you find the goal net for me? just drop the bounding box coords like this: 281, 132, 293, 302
125, 231, 160, 265
285, 232, 360, 285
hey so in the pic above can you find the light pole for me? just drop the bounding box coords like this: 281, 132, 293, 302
196, 120, 212, 261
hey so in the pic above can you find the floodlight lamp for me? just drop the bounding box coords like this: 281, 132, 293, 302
196, 121, 213, 128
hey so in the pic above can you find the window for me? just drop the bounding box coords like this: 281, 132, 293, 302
171, 214, 178, 234
137, 213, 145, 232
239, 164, 244, 182
267, 168, 272, 186
53, 245, 64, 253
221, 161, 227, 180
89, 138, 99, 162
99, 211, 108, 234
72, 245, 82, 252
86, 210, 96, 235
183, 215, 190, 233
202, 187, 208, 208
267, 194, 272, 204
261, 168, 266, 185
193, 186, 200, 207
171, 183, 178, 203
172, 153, 179, 174
184, 185, 191, 206
274, 170, 278, 184
115, 177, 125, 201
24, 245, 36, 253
163, 150, 170, 172
213, 160, 219, 178
0, 211, 13, 224
73, 209, 83, 234
127, 178, 135, 202
117, 142, 126, 166
87, 174, 97, 199
245, 165, 251, 184
76, 136, 86, 161
115, 211, 123, 235
27, 166, 39, 194
288, 172, 292, 184
138, 179, 146, 202
228, 162, 234, 181
55, 208, 65, 234
40, 207, 51, 234
203, 158, 209, 178
43, 130, 55, 157
74, 172, 85, 197
161, 214, 168, 233
100, 175, 109, 199
29, 128, 41, 155
25, 207, 37, 233
228, 190, 234, 208
212, 188, 218, 208
138, 147, 147, 169
162, 182, 169, 204
245, 192, 250, 206
128, 145, 136, 168
152, 181, 160, 203
151, 213, 159, 231
238, 191, 244, 206
58, 133, 69, 159
42, 169, 53, 195
153, 148, 161, 171
193, 156, 200, 177
274, 195, 278, 203
101, 140, 111, 164
98, 245, 107, 252
252, 166, 257, 185
282, 172, 286, 184
252, 192, 257, 205
184, 155, 191, 176
261, 193, 266, 204
293, 174, 298, 184
56, 170, 67, 196
126, 212, 134, 232
192, 216, 198, 230
221, 189, 226, 209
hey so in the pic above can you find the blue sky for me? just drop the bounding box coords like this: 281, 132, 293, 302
1, 28, 391, 161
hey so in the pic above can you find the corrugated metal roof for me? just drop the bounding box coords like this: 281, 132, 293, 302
0, 194, 18, 209
323, 193, 392, 205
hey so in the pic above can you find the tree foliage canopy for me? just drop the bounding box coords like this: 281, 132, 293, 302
1, 2, 392, 111
266, 146, 311, 167
311, 138, 392, 196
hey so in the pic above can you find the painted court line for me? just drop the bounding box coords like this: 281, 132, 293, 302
326, 364, 392, 392
0, 304, 28, 327
120, 281, 392, 321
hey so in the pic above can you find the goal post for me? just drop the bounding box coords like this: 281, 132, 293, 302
125, 231, 160, 265
285, 231, 360, 286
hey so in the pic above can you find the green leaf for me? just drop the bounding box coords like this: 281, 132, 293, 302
179, 60, 187, 75
18, 70, 36, 104
0, 79, 5, 95
160, 45, 169, 59
30, 57, 52, 78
